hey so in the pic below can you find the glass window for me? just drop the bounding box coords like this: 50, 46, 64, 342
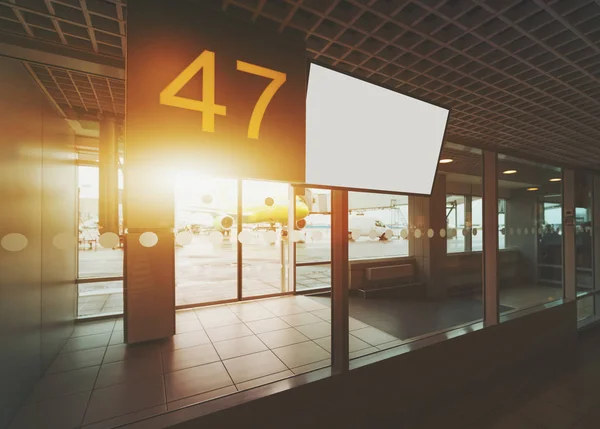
348, 144, 482, 361
497, 154, 562, 315
575, 172, 593, 293
174, 172, 238, 306
296, 187, 331, 292
498, 199, 507, 250
348, 191, 409, 260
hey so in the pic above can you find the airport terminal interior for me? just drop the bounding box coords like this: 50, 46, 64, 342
1, 0, 600, 428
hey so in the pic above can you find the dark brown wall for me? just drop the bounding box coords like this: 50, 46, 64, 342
0, 57, 77, 428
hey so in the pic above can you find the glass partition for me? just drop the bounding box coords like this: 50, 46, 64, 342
497, 154, 562, 315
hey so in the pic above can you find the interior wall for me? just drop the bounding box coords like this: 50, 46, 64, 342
0, 57, 77, 428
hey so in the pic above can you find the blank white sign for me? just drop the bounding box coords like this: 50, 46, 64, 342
306, 64, 449, 195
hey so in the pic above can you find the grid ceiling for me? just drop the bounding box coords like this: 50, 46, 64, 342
1, 0, 600, 168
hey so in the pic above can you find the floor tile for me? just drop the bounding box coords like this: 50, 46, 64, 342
233, 307, 276, 323
293, 297, 329, 311
377, 339, 405, 351
62, 333, 111, 353
197, 309, 241, 329
213, 335, 268, 360
227, 302, 264, 315
83, 374, 165, 425
313, 335, 371, 353
162, 343, 220, 373
245, 317, 290, 334
109, 330, 125, 346
160, 331, 211, 351
272, 341, 330, 369
9, 391, 91, 429
82, 404, 166, 429
261, 303, 306, 316
167, 385, 237, 411
27, 366, 99, 403
258, 328, 309, 349
236, 370, 294, 391
113, 319, 124, 332
48, 347, 106, 373
175, 319, 203, 334
349, 347, 379, 360
72, 320, 116, 338
96, 354, 162, 389
295, 321, 331, 339
351, 326, 398, 346
103, 342, 162, 364
279, 312, 323, 327
164, 361, 233, 402
349, 317, 369, 331
205, 324, 254, 342
175, 309, 198, 321
311, 309, 331, 321
223, 350, 288, 384
291, 359, 331, 375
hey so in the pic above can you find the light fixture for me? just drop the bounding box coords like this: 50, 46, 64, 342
439, 158, 453, 164
527, 187, 539, 191
549, 177, 562, 182
503, 169, 517, 175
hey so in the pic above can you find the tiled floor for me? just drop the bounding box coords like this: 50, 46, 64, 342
11, 295, 399, 429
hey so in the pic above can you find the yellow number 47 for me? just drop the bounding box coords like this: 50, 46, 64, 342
160, 50, 286, 139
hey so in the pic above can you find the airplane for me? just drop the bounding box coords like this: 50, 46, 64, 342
177, 195, 310, 238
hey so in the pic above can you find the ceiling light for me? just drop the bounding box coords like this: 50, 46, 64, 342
527, 187, 539, 191
439, 159, 453, 164
503, 170, 517, 175
549, 177, 561, 182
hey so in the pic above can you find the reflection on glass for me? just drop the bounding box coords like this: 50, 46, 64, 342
78, 166, 124, 278
497, 155, 562, 315
575, 173, 593, 292
577, 296, 594, 322
446, 195, 465, 253
78, 280, 123, 317
174, 172, 238, 305
242, 180, 295, 298
348, 192, 409, 260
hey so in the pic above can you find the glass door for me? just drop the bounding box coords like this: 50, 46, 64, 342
174, 172, 238, 306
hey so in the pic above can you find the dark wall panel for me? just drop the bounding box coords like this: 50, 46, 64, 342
0, 57, 77, 428
0, 57, 44, 429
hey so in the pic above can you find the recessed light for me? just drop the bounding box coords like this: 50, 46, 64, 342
549, 177, 561, 182
527, 187, 539, 191
503, 170, 517, 175
439, 159, 453, 164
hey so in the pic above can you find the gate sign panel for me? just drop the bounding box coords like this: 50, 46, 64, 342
127, 0, 306, 183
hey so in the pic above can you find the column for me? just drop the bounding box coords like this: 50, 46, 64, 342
483, 151, 498, 325
409, 174, 447, 299
98, 118, 119, 235
331, 189, 349, 374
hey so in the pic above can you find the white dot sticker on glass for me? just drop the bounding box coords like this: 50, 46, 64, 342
351, 230, 361, 241
53, 233, 75, 250
517, 228, 522, 235
462, 228, 468, 237
414, 229, 422, 239
139, 232, 159, 248
176, 231, 193, 246
99, 232, 120, 249
472, 228, 478, 236
384, 229, 393, 240
510, 228, 514, 235
400, 229, 409, 239
238, 230, 254, 245
427, 228, 434, 238
368, 229, 379, 240
265, 230, 278, 244
1, 233, 28, 252
311, 230, 323, 242
440, 229, 446, 238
